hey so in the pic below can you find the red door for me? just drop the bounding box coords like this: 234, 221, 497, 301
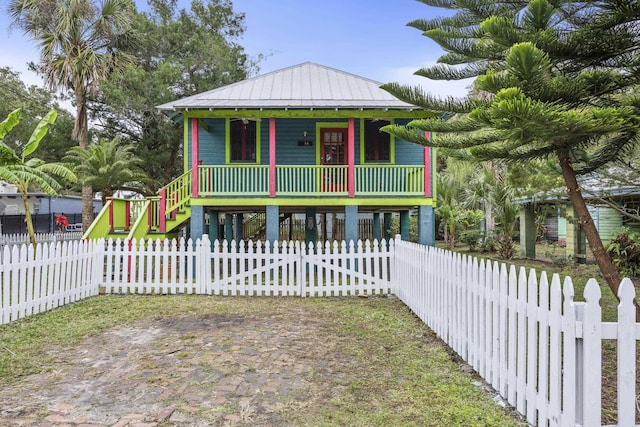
320, 128, 347, 192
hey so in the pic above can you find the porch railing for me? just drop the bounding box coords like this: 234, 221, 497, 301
199, 165, 269, 196
355, 165, 424, 195
196, 165, 425, 197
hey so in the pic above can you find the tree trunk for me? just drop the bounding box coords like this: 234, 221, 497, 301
74, 85, 94, 232
101, 188, 114, 206
21, 190, 37, 252
558, 152, 640, 319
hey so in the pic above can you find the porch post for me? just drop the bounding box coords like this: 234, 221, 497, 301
269, 118, 276, 197
418, 205, 435, 246
373, 212, 381, 241
348, 118, 355, 197
383, 213, 392, 240
305, 208, 317, 245
266, 205, 280, 243
224, 213, 233, 243
191, 118, 199, 197
208, 210, 219, 242
423, 137, 432, 197
345, 205, 358, 244
235, 213, 244, 242
400, 210, 410, 241
190, 205, 205, 241
520, 203, 536, 258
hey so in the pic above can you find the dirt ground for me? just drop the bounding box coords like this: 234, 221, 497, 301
2, 313, 345, 426
0, 297, 520, 427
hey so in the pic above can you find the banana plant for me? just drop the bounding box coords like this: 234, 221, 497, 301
0, 109, 77, 249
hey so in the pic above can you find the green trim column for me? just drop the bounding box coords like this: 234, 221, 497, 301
384, 213, 392, 240
418, 205, 435, 246
305, 208, 317, 245
266, 205, 280, 243
520, 204, 536, 258
208, 210, 219, 243
345, 205, 358, 244
558, 205, 567, 247
190, 205, 205, 242
400, 210, 410, 241
373, 213, 381, 242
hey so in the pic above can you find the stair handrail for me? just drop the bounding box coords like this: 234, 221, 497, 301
126, 199, 153, 240
82, 199, 113, 240
243, 212, 267, 240
161, 170, 192, 215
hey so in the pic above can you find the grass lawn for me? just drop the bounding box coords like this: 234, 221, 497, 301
0, 295, 526, 426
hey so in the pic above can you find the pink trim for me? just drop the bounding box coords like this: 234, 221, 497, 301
424, 132, 432, 197
269, 118, 276, 197
348, 118, 355, 197
159, 189, 167, 233
125, 200, 131, 230
191, 118, 199, 197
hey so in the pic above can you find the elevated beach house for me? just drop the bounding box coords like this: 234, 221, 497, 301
84, 63, 436, 245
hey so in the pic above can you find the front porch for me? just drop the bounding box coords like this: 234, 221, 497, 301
85, 163, 435, 245
195, 164, 429, 197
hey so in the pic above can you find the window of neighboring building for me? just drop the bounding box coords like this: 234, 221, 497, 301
230, 119, 257, 162
364, 119, 391, 162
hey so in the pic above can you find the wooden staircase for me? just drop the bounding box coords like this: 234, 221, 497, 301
83, 170, 288, 242
83, 171, 192, 241
242, 212, 292, 241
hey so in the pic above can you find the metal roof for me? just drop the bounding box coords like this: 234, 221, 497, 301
157, 62, 420, 111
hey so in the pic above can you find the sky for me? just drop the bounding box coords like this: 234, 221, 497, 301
0, 0, 473, 106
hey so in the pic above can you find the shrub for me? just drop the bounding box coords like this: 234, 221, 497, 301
460, 229, 483, 251
607, 228, 640, 277
480, 234, 497, 253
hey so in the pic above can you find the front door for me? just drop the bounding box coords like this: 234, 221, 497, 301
320, 128, 347, 192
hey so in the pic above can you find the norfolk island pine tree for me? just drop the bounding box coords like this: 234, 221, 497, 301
381, 0, 640, 316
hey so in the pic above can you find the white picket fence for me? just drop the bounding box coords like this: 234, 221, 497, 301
1, 235, 638, 426
0, 231, 83, 248
395, 238, 639, 427
102, 235, 394, 297
0, 239, 102, 324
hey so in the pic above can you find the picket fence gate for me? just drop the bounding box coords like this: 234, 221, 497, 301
395, 239, 640, 427
102, 235, 394, 297
1, 235, 639, 426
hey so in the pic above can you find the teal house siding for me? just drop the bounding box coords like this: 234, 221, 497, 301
272, 119, 318, 165
394, 119, 423, 166
596, 206, 622, 244
395, 139, 425, 166
198, 118, 226, 166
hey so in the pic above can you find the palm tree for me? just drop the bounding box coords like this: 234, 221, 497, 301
9, 0, 138, 231
65, 138, 149, 205
0, 109, 77, 248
